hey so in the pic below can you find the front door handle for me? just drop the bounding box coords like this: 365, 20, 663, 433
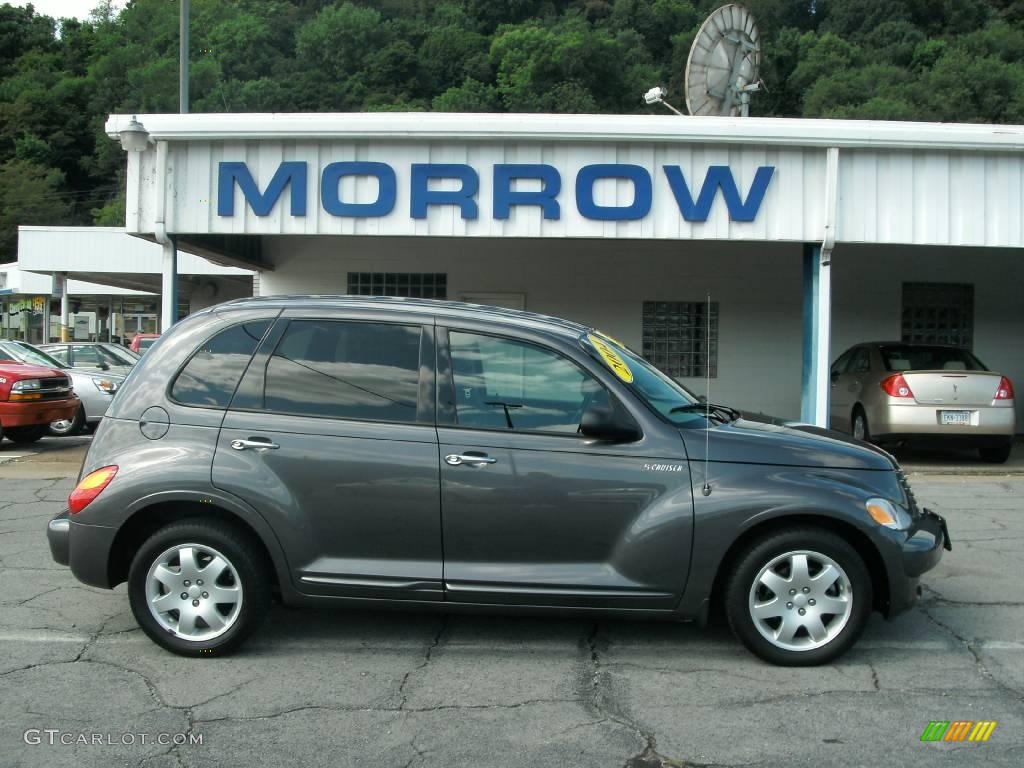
445, 453, 497, 467
231, 438, 280, 451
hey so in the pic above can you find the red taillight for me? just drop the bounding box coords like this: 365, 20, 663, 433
881, 373, 915, 399
995, 376, 1014, 400
68, 466, 118, 514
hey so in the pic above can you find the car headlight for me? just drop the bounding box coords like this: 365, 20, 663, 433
865, 497, 911, 529
92, 378, 118, 394
11, 379, 41, 391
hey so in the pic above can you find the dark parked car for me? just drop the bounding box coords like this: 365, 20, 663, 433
47, 297, 949, 665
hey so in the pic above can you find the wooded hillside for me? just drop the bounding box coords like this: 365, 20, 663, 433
2, 0, 1022, 261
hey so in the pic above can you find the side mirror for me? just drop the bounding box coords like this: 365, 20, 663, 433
580, 403, 642, 443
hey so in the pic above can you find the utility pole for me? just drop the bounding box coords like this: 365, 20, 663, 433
179, 0, 189, 113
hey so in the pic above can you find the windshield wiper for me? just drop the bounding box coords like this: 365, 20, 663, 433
669, 402, 741, 423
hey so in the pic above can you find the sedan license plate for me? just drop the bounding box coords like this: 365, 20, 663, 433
939, 410, 972, 426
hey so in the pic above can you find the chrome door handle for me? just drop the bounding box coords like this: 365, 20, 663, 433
445, 453, 497, 467
231, 438, 280, 451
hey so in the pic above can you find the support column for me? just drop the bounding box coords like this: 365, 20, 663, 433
42, 294, 51, 343
58, 272, 70, 342
108, 296, 114, 342
160, 237, 178, 332
801, 244, 832, 426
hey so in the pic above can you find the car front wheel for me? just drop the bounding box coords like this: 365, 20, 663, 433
128, 520, 271, 657
725, 527, 872, 666
48, 405, 86, 437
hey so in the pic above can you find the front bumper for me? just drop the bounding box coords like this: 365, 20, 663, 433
887, 508, 951, 617
0, 397, 79, 428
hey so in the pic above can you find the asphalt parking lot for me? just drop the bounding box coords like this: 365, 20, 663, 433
1, 437, 1022, 767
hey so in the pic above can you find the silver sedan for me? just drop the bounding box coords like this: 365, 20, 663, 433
830, 342, 1015, 463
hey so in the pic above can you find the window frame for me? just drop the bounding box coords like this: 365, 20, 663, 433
436, 326, 616, 438
228, 316, 436, 427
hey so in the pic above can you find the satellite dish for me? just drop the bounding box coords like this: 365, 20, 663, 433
685, 4, 761, 117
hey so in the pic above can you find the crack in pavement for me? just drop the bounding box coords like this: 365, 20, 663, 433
919, 605, 1024, 701
397, 615, 448, 710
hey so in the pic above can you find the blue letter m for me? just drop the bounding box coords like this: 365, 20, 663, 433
663, 165, 774, 222
218, 161, 307, 217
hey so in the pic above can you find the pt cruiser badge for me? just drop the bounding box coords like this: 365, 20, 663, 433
47, 297, 950, 666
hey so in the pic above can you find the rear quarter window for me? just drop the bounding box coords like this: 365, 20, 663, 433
170, 321, 272, 408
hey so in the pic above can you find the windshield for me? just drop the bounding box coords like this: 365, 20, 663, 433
0, 341, 68, 369
880, 345, 987, 372
581, 333, 709, 427
138, 338, 157, 351
102, 345, 139, 364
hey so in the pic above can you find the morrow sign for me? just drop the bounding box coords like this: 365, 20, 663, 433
218, 162, 775, 223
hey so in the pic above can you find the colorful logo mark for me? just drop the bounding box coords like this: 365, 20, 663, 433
920, 721, 997, 742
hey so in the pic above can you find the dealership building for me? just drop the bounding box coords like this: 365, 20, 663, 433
97, 113, 1024, 431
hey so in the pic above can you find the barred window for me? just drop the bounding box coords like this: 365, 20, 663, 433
641, 301, 718, 378
347, 272, 447, 299
901, 283, 973, 349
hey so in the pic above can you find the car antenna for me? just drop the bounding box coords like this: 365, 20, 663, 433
702, 291, 713, 497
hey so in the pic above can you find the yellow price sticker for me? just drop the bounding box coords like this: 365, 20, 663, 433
588, 334, 633, 383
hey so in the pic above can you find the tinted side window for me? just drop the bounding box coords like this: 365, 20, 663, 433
263, 320, 421, 422
449, 331, 607, 434
171, 321, 271, 408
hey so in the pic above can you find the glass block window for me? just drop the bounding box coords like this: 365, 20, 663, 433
346, 272, 447, 299
642, 301, 719, 378
901, 283, 973, 349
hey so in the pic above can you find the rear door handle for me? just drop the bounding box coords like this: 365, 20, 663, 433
231, 438, 280, 451
445, 453, 497, 467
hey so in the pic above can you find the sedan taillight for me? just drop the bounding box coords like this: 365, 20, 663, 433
995, 376, 1014, 400
881, 373, 915, 399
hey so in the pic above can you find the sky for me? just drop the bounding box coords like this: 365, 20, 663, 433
8, 1, 124, 21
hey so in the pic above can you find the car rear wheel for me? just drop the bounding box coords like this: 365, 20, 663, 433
725, 527, 872, 666
128, 520, 271, 657
3, 425, 47, 444
979, 441, 1012, 464
851, 408, 870, 442
48, 405, 86, 437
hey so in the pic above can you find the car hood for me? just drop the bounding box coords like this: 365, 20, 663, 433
679, 411, 895, 471
0, 361, 68, 380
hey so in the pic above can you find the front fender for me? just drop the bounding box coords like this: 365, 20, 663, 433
675, 462, 901, 619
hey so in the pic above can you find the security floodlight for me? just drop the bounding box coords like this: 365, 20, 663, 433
642, 86, 684, 116
119, 116, 151, 152
644, 86, 667, 105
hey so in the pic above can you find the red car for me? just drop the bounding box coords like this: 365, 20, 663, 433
129, 333, 160, 354
0, 362, 80, 444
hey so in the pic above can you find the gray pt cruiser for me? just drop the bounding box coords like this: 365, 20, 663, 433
47, 297, 950, 665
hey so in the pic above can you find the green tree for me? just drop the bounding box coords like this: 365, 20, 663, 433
0, 159, 74, 261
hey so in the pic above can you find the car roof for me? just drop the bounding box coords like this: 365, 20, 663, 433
867, 341, 969, 348
212, 295, 594, 340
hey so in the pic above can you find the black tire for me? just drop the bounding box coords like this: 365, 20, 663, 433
851, 407, 871, 443
128, 520, 271, 657
3, 425, 47, 444
725, 527, 873, 666
979, 441, 1012, 464
47, 405, 86, 437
